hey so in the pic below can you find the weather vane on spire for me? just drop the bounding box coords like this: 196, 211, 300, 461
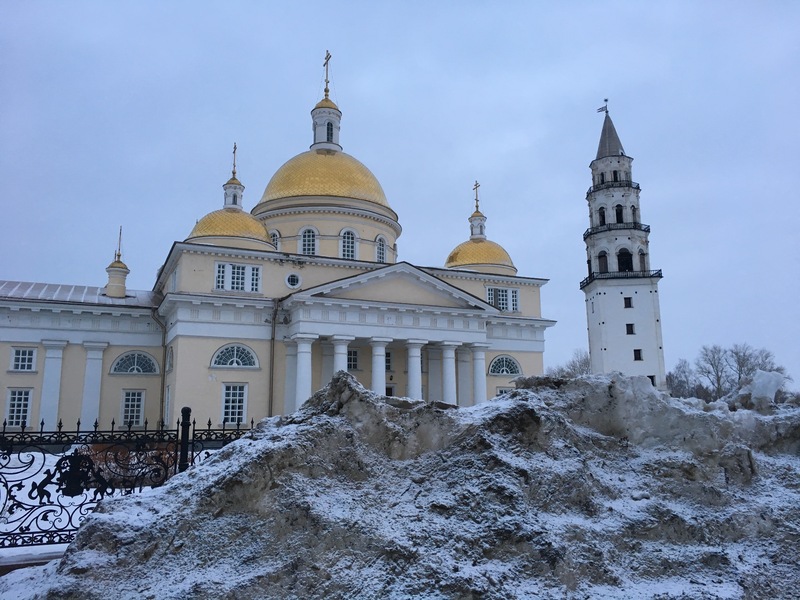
323, 50, 332, 99
232, 142, 238, 177
596, 98, 609, 114
115, 226, 123, 262
473, 180, 481, 212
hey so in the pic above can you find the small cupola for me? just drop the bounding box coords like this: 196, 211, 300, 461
310, 50, 342, 151
105, 227, 129, 298
223, 143, 245, 209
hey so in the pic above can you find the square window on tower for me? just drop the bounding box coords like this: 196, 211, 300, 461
626, 323, 635, 335
633, 349, 643, 361
624, 297, 633, 308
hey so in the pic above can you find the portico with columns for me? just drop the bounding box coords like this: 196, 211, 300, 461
278, 262, 552, 408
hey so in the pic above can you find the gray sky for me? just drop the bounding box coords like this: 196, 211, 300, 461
2, 1, 798, 384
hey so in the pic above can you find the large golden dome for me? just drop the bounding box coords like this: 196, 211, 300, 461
445, 239, 516, 271
257, 150, 389, 208
187, 208, 270, 244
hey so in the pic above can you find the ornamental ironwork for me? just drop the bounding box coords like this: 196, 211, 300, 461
0, 408, 253, 549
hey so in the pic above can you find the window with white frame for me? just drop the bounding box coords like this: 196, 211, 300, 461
212, 344, 258, 368
11, 348, 36, 371
122, 390, 144, 426
301, 228, 317, 255
385, 351, 392, 372
6, 389, 30, 427
340, 229, 357, 260
112, 352, 158, 374
488, 355, 522, 375
487, 287, 519, 312
214, 263, 261, 292
223, 384, 246, 424
269, 230, 281, 250
347, 349, 359, 370
376, 236, 387, 263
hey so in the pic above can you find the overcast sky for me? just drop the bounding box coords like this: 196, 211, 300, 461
1, 1, 798, 384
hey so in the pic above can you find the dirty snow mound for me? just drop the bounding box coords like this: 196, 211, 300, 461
1, 372, 799, 599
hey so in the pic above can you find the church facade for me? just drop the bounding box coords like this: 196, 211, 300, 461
0, 79, 556, 430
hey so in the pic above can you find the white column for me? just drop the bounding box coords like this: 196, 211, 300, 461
471, 343, 489, 405
332, 335, 354, 374
370, 337, 392, 394
283, 342, 297, 414
456, 348, 472, 406
40, 340, 68, 428
441, 342, 459, 405
80, 341, 108, 427
405, 339, 426, 400
293, 334, 318, 411
321, 342, 334, 385
427, 347, 442, 401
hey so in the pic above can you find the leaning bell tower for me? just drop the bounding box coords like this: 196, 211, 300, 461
580, 105, 666, 388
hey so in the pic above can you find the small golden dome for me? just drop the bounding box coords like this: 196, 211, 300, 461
258, 150, 389, 208
107, 260, 128, 270
314, 97, 340, 111
187, 208, 270, 243
445, 239, 516, 271
225, 176, 242, 187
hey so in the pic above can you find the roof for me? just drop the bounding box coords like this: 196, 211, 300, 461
0, 280, 159, 308
596, 112, 625, 160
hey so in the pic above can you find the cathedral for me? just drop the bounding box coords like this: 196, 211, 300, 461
0, 70, 558, 430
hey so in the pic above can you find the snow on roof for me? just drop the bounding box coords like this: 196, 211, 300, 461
0, 280, 159, 308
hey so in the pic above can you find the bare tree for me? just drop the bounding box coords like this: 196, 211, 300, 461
546, 349, 591, 378
666, 358, 697, 398
695, 345, 733, 399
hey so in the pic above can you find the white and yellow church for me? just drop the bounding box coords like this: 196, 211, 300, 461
0, 72, 557, 429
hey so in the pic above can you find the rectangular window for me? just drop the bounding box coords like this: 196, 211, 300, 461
122, 390, 144, 426
214, 263, 261, 292
633, 349, 643, 361
487, 288, 519, 312
624, 297, 633, 308
626, 323, 635, 335
250, 266, 260, 291
7, 389, 30, 427
347, 349, 359, 370
223, 384, 246, 424
230, 265, 246, 291
11, 348, 35, 371
385, 351, 392, 372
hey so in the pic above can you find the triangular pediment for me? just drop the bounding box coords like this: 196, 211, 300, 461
291, 262, 495, 312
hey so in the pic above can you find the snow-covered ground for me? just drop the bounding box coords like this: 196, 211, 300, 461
1, 372, 797, 599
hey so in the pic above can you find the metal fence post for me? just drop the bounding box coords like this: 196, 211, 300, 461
178, 406, 191, 473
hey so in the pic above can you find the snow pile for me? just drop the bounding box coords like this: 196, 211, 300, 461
2, 372, 799, 599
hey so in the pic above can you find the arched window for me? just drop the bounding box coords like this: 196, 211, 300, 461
598, 207, 606, 226
639, 250, 647, 272
112, 352, 158, 374
376, 236, 387, 263
326, 122, 334, 143
599, 173, 605, 184
615, 204, 624, 224
488, 355, 522, 376
300, 228, 317, 255
269, 230, 281, 250
212, 344, 258, 368
598, 251, 608, 274
232, 193, 238, 206
618, 248, 633, 272
340, 229, 357, 260
631, 206, 638, 223
613, 170, 619, 182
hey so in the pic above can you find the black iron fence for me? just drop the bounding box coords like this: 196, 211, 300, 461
0, 407, 252, 548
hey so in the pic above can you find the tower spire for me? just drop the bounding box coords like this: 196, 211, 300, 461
596, 105, 625, 160
232, 142, 237, 178
469, 181, 487, 239
115, 226, 123, 262
473, 180, 481, 213
323, 50, 332, 99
